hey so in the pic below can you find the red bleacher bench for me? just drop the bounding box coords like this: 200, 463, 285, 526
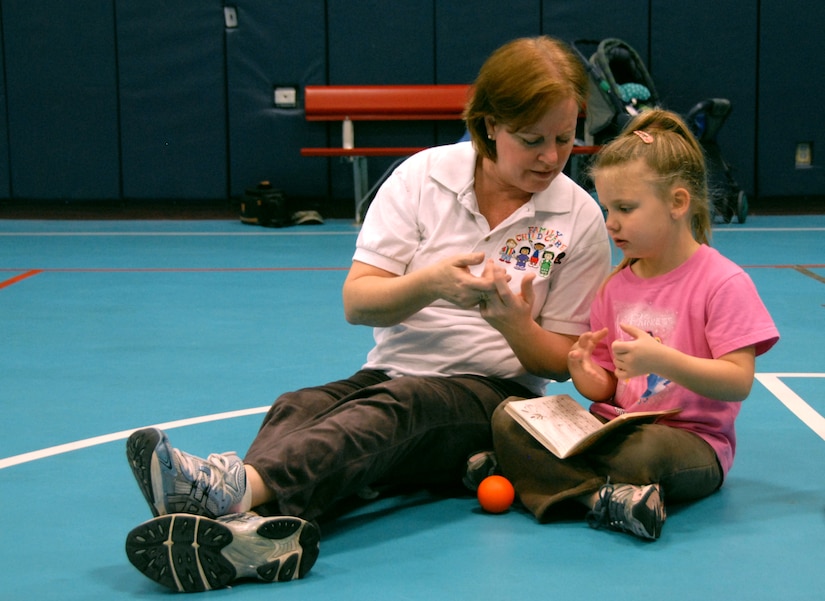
300, 84, 599, 221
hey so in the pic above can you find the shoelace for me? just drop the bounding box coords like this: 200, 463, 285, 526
585, 477, 614, 530
173, 449, 236, 491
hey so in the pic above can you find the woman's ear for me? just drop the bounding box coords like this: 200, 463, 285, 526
484, 116, 497, 139
670, 187, 691, 219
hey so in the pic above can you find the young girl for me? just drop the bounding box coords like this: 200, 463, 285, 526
488, 108, 779, 540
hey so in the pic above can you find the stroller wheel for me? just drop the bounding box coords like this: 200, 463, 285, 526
736, 190, 748, 224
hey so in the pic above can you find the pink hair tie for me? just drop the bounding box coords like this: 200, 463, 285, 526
633, 130, 654, 144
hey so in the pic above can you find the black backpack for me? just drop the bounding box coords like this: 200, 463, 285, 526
240, 181, 291, 228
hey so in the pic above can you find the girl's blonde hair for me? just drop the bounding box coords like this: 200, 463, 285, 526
464, 36, 588, 161
590, 109, 712, 275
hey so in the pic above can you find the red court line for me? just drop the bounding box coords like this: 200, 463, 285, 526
0, 269, 43, 289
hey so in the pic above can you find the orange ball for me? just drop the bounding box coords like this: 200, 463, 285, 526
477, 475, 515, 513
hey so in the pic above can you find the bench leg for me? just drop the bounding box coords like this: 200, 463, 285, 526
351, 156, 369, 224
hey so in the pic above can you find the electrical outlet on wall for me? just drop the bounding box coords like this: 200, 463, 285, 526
274, 87, 297, 108
795, 142, 813, 169
224, 6, 238, 28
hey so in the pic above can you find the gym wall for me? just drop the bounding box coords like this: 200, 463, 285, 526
0, 0, 821, 215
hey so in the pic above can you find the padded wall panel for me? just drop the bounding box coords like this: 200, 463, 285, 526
327, 0, 434, 85
434, 0, 539, 147
225, 1, 326, 200
541, 0, 650, 59
326, 0, 437, 202
3, 0, 119, 199
116, 0, 226, 200
0, 19, 10, 198
651, 0, 757, 196
757, 1, 825, 197
435, 0, 540, 83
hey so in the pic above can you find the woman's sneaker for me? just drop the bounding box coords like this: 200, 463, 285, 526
462, 451, 500, 491
126, 427, 246, 518
125, 512, 320, 592
585, 479, 665, 540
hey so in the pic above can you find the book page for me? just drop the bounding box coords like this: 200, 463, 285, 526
505, 394, 681, 458
506, 395, 600, 457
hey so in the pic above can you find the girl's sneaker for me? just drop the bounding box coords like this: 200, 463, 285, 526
125, 512, 320, 592
586, 479, 665, 540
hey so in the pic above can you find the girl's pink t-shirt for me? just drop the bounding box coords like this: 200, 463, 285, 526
589, 244, 779, 477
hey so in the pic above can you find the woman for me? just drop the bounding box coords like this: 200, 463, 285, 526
124, 36, 611, 593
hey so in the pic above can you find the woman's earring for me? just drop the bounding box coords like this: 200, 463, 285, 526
487, 133, 494, 140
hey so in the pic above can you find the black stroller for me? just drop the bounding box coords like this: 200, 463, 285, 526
572, 38, 747, 223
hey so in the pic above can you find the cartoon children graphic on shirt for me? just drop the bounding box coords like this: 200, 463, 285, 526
539, 250, 555, 277
499, 238, 517, 263
529, 242, 546, 269
514, 247, 531, 271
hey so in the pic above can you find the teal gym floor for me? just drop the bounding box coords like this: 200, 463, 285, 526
1, 214, 823, 600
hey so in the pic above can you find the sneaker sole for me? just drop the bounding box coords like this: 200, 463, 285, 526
125, 514, 320, 592
126, 428, 165, 517
625, 483, 665, 540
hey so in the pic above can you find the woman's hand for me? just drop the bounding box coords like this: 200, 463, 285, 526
342, 253, 501, 327
478, 259, 532, 332
477, 259, 576, 380
432, 253, 502, 309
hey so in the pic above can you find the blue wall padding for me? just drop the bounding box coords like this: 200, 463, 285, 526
226, 1, 327, 198
0, 21, 10, 199
757, 0, 825, 196
0, 1, 821, 207
542, 0, 651, 57
325, 0, 438, 198
650, 0, 757, 206
435, 0, 541, 84
116, 0, 227, 199
327, 0, 435, 85
3, 0, 120, 199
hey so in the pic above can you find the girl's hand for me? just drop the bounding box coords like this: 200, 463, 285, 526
611, 323, 663, 379
568, 327, 609, 379
568, 327, 615, 401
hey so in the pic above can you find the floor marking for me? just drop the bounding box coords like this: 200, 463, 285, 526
756, 373, 825, 441
793, 266, 825, 284
3, 374, 823, 470
0, 406, 270, 470
0, 269, 42, 289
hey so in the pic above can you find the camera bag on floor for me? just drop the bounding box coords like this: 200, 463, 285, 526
240, 181, 291, 227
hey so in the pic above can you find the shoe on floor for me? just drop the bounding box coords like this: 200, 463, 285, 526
462, 450, 499, 492
125, 512, 320, 593
586, 479, 665, 540
126, 427, 246, 518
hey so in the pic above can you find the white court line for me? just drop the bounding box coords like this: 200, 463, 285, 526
0, 406, 270, 470
755, 373, 825, 441
2, 374, 823, 471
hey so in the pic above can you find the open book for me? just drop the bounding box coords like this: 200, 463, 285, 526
504, 394, 680, 459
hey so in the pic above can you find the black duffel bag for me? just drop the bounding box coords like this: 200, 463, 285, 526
240, 181, 291, 228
